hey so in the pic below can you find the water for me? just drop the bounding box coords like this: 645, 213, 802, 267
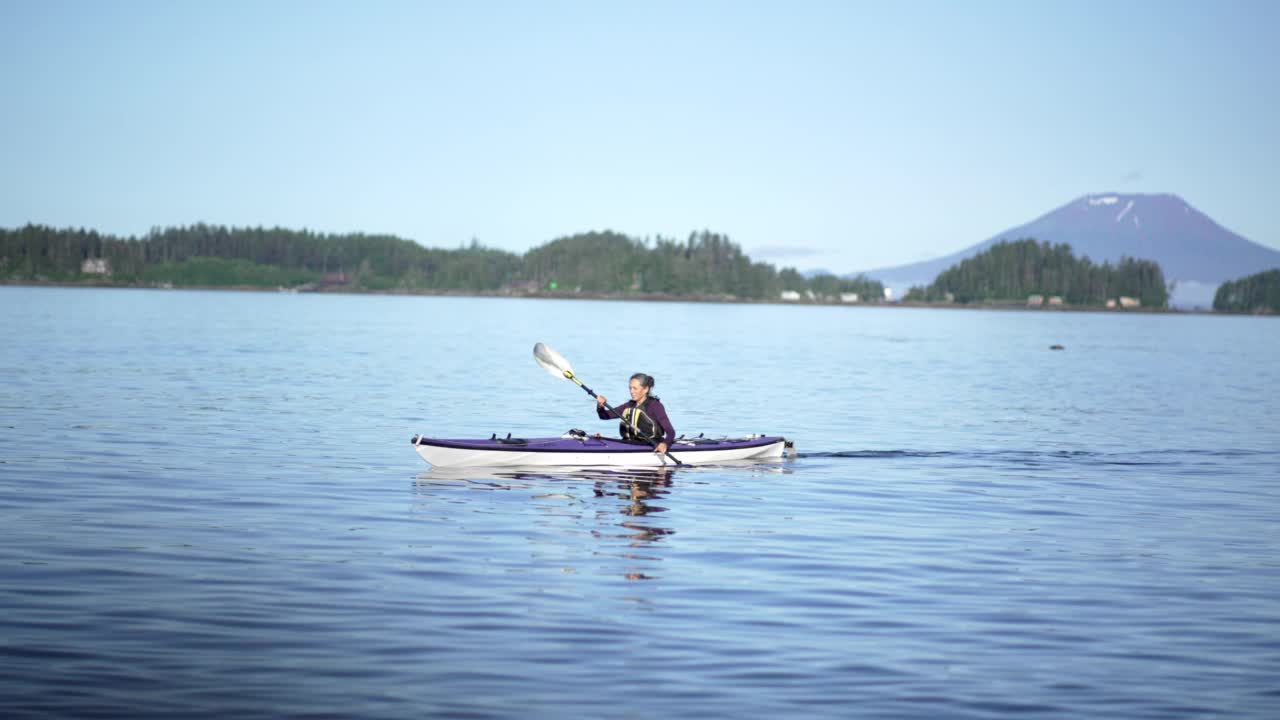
2, 286, 1277, 718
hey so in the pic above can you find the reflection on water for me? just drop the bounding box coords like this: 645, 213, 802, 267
415, 463, 795, 583
7, 289, 1279, 718
415, 460, 790, 485
415, 466, 679, 580
594, 469, 674, 580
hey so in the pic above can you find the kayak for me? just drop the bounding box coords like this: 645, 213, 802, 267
412, 433, 792, 468
411, 431, 793, 468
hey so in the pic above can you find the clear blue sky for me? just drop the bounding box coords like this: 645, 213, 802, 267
3, 0, 1276, 273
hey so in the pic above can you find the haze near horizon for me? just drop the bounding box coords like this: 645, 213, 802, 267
2, 0, 1277, 275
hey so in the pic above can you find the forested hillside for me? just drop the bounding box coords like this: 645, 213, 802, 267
1213, 269, 1280, 313
0, 224, 883, 302
904, 239, 1168, 307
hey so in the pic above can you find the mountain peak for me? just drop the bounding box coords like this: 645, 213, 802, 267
860, 192, 1280, 308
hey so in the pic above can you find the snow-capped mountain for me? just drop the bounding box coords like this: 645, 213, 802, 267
860, 193, 1280, 307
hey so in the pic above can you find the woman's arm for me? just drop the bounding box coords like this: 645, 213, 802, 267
597, 397, 627, 420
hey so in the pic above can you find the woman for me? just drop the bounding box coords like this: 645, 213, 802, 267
596, 373, 676, 455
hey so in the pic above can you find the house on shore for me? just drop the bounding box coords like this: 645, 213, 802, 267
81, 258, 110, 275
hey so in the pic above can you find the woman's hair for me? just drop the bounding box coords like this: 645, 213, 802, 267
629, 372, 655, 389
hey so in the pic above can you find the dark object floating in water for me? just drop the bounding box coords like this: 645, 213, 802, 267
1050, 344, 1065, 350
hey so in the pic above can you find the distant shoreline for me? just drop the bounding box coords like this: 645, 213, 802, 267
1, 278, 1246, 315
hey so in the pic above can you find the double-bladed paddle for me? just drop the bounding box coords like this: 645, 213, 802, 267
533, 342, 683, 466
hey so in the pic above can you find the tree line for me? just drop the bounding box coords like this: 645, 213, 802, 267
0, 224, 884, 301
1213, 269, 1280, 313
904, 239, 1169, 307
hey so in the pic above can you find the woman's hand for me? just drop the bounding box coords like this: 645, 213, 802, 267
655, 442, 669, 455
596, 395, 607, 407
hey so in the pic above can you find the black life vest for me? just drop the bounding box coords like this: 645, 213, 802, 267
620, 398, 663, 442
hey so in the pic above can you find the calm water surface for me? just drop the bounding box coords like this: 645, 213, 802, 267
2, 286, 1278, 718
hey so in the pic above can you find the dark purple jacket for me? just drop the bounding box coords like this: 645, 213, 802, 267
597, 397, 676, 445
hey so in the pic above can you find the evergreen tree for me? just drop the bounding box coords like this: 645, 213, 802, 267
1213, 269, 1280, 313
905, 239, 1168, 308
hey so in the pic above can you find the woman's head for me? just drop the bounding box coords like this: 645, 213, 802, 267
628, 373, 655, 402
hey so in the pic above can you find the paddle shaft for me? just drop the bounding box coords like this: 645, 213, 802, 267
565, 372, 683, 466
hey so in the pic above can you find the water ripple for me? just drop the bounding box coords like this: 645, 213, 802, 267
2, 289, 1278, 718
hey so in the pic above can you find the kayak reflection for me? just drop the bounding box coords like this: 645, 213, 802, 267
415, 464, 675, 488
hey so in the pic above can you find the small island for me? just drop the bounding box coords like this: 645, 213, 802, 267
1213, 269, 1280, 314
903, 239, 1169, 309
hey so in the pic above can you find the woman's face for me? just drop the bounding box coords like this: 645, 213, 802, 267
629, 378, 648, 402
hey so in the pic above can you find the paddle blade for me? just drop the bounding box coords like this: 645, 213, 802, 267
533, 342, 574, 379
